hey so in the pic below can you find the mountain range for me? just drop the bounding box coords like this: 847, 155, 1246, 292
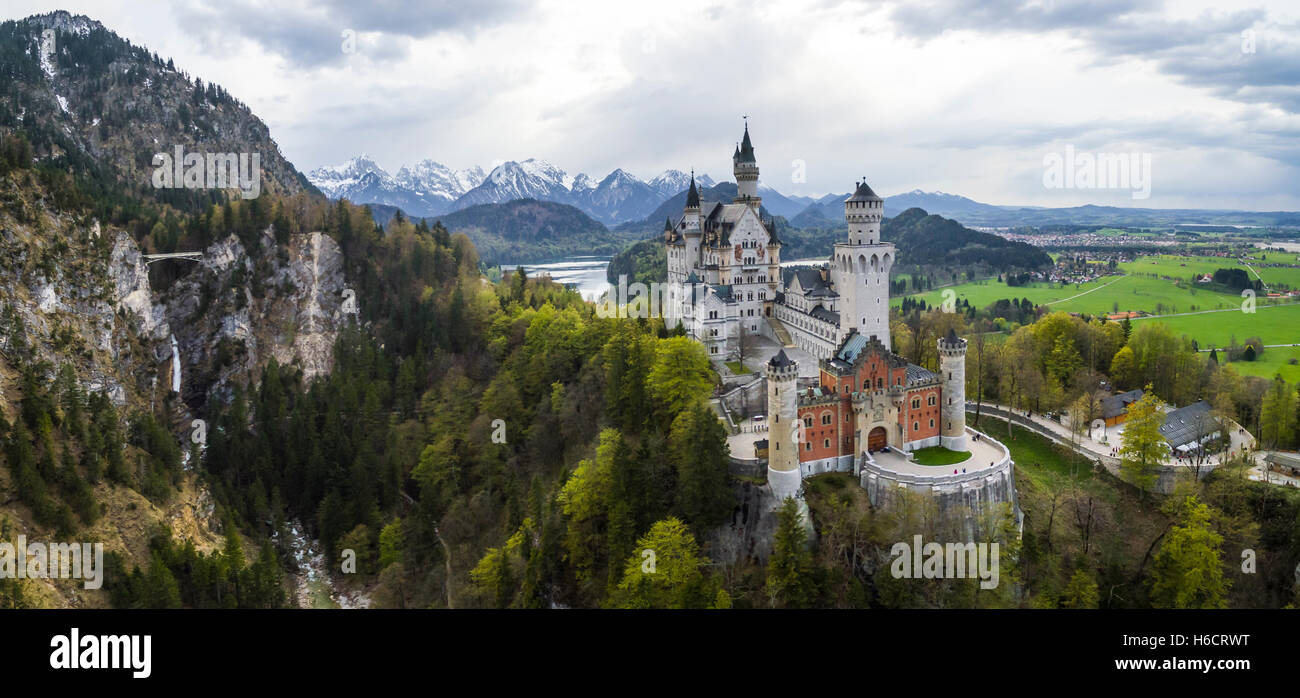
313, 150, 1300, 232
308, 155, 723, 225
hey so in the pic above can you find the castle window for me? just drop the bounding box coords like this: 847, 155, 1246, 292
824, 439, 830, 448
913, 422, 919, 431
805, 443, 812, 451
929, 419, 934, 428
804, 417, 813, 428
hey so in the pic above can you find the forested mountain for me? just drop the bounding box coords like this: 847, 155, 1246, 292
0, 12, 315, 216
368, 198, 641, 265
0, 11, 739, 610
882, 207, 1052, 269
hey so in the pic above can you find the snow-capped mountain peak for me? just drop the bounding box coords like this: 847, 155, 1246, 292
307, 155, 392, 199
571, 173, 597, 192
648, 169, 715, 198
394, 160, 485, 202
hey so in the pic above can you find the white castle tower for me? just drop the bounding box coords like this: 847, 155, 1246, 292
938, 328, 968, 450
834, 180, 895, 348
766, 349, 801, 501
732, 122, 761, 211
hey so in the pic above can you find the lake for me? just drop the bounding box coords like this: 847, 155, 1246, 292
500, 256, 612, 302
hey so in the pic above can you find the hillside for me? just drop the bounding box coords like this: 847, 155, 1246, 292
883, 207, 1052, 269
0, 12, 314, 215
0, 11, 356, 608
370, 198, 639, 264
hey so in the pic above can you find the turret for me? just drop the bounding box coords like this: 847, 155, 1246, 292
833, 179, 895, 348
766, 349, 801, 501
844, 179, 882, 245
938, 328, 968, 450
733, 122, 761, 210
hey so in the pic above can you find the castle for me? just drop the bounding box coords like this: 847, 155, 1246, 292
664, 122, 899, 360
667, 124, 1018, 511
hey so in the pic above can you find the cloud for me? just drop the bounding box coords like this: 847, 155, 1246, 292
886, 0, 1300, 115
172, 0, 531, 68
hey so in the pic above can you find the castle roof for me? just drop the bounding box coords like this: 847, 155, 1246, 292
686, 173, 701, 208
834, 331, 869, 363
846, 180, 881, 203
808, 305, 839, 325
789, 268, 837, 300
768, 349, 796, 369
735, 125, 756, 165
826, 329, 908, 374
904, 363, 937, 386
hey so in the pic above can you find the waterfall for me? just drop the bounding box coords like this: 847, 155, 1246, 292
169, 333, 181, 394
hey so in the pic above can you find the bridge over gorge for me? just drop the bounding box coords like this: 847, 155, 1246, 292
142, 251, 203, 264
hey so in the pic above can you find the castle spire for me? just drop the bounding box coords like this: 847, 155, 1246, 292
685, 169, 700, 209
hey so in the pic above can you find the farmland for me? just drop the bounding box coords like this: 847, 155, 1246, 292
1118, 253, 1300, 290
895, 272, 1282, 317
895, 250, 1300, 381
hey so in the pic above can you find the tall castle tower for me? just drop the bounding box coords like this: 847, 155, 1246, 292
938, 328, 968, 450
766, 349, 801, 501
683, 172, 702, 273
733, 122, 761, 211
834, 180, 895, 348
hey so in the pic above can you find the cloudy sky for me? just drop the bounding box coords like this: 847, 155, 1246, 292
8, 0, 1300, 209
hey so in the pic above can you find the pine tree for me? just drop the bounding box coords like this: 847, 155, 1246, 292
766, 498, 816, 608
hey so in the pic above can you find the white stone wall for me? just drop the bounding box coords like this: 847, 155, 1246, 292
833, 240, 894, 348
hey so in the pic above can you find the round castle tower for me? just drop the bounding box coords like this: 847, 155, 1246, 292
938, 328, 968, 450
766, 349, 801, 501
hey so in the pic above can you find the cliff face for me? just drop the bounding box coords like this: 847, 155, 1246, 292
0, 190, 348, 606
144, 228, 348, 410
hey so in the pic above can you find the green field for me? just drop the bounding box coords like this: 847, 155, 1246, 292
1129, 304, 1300, 381
898, 273, 1260, 317
1119, 253, 1300, 290
899, 251, 1300, 379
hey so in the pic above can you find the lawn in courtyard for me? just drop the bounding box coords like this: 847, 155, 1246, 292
910, 446, 972, 465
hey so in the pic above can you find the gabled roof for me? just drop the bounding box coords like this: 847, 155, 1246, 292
791, 268, 832, 295
826, 329, 906, 375
809, 305, 839, 325
904, 364, 937, 386
709, 284, 734, 302
1100, 389, 1143, 419
1160, 400, 1219, 448
835, 331, 869, 363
